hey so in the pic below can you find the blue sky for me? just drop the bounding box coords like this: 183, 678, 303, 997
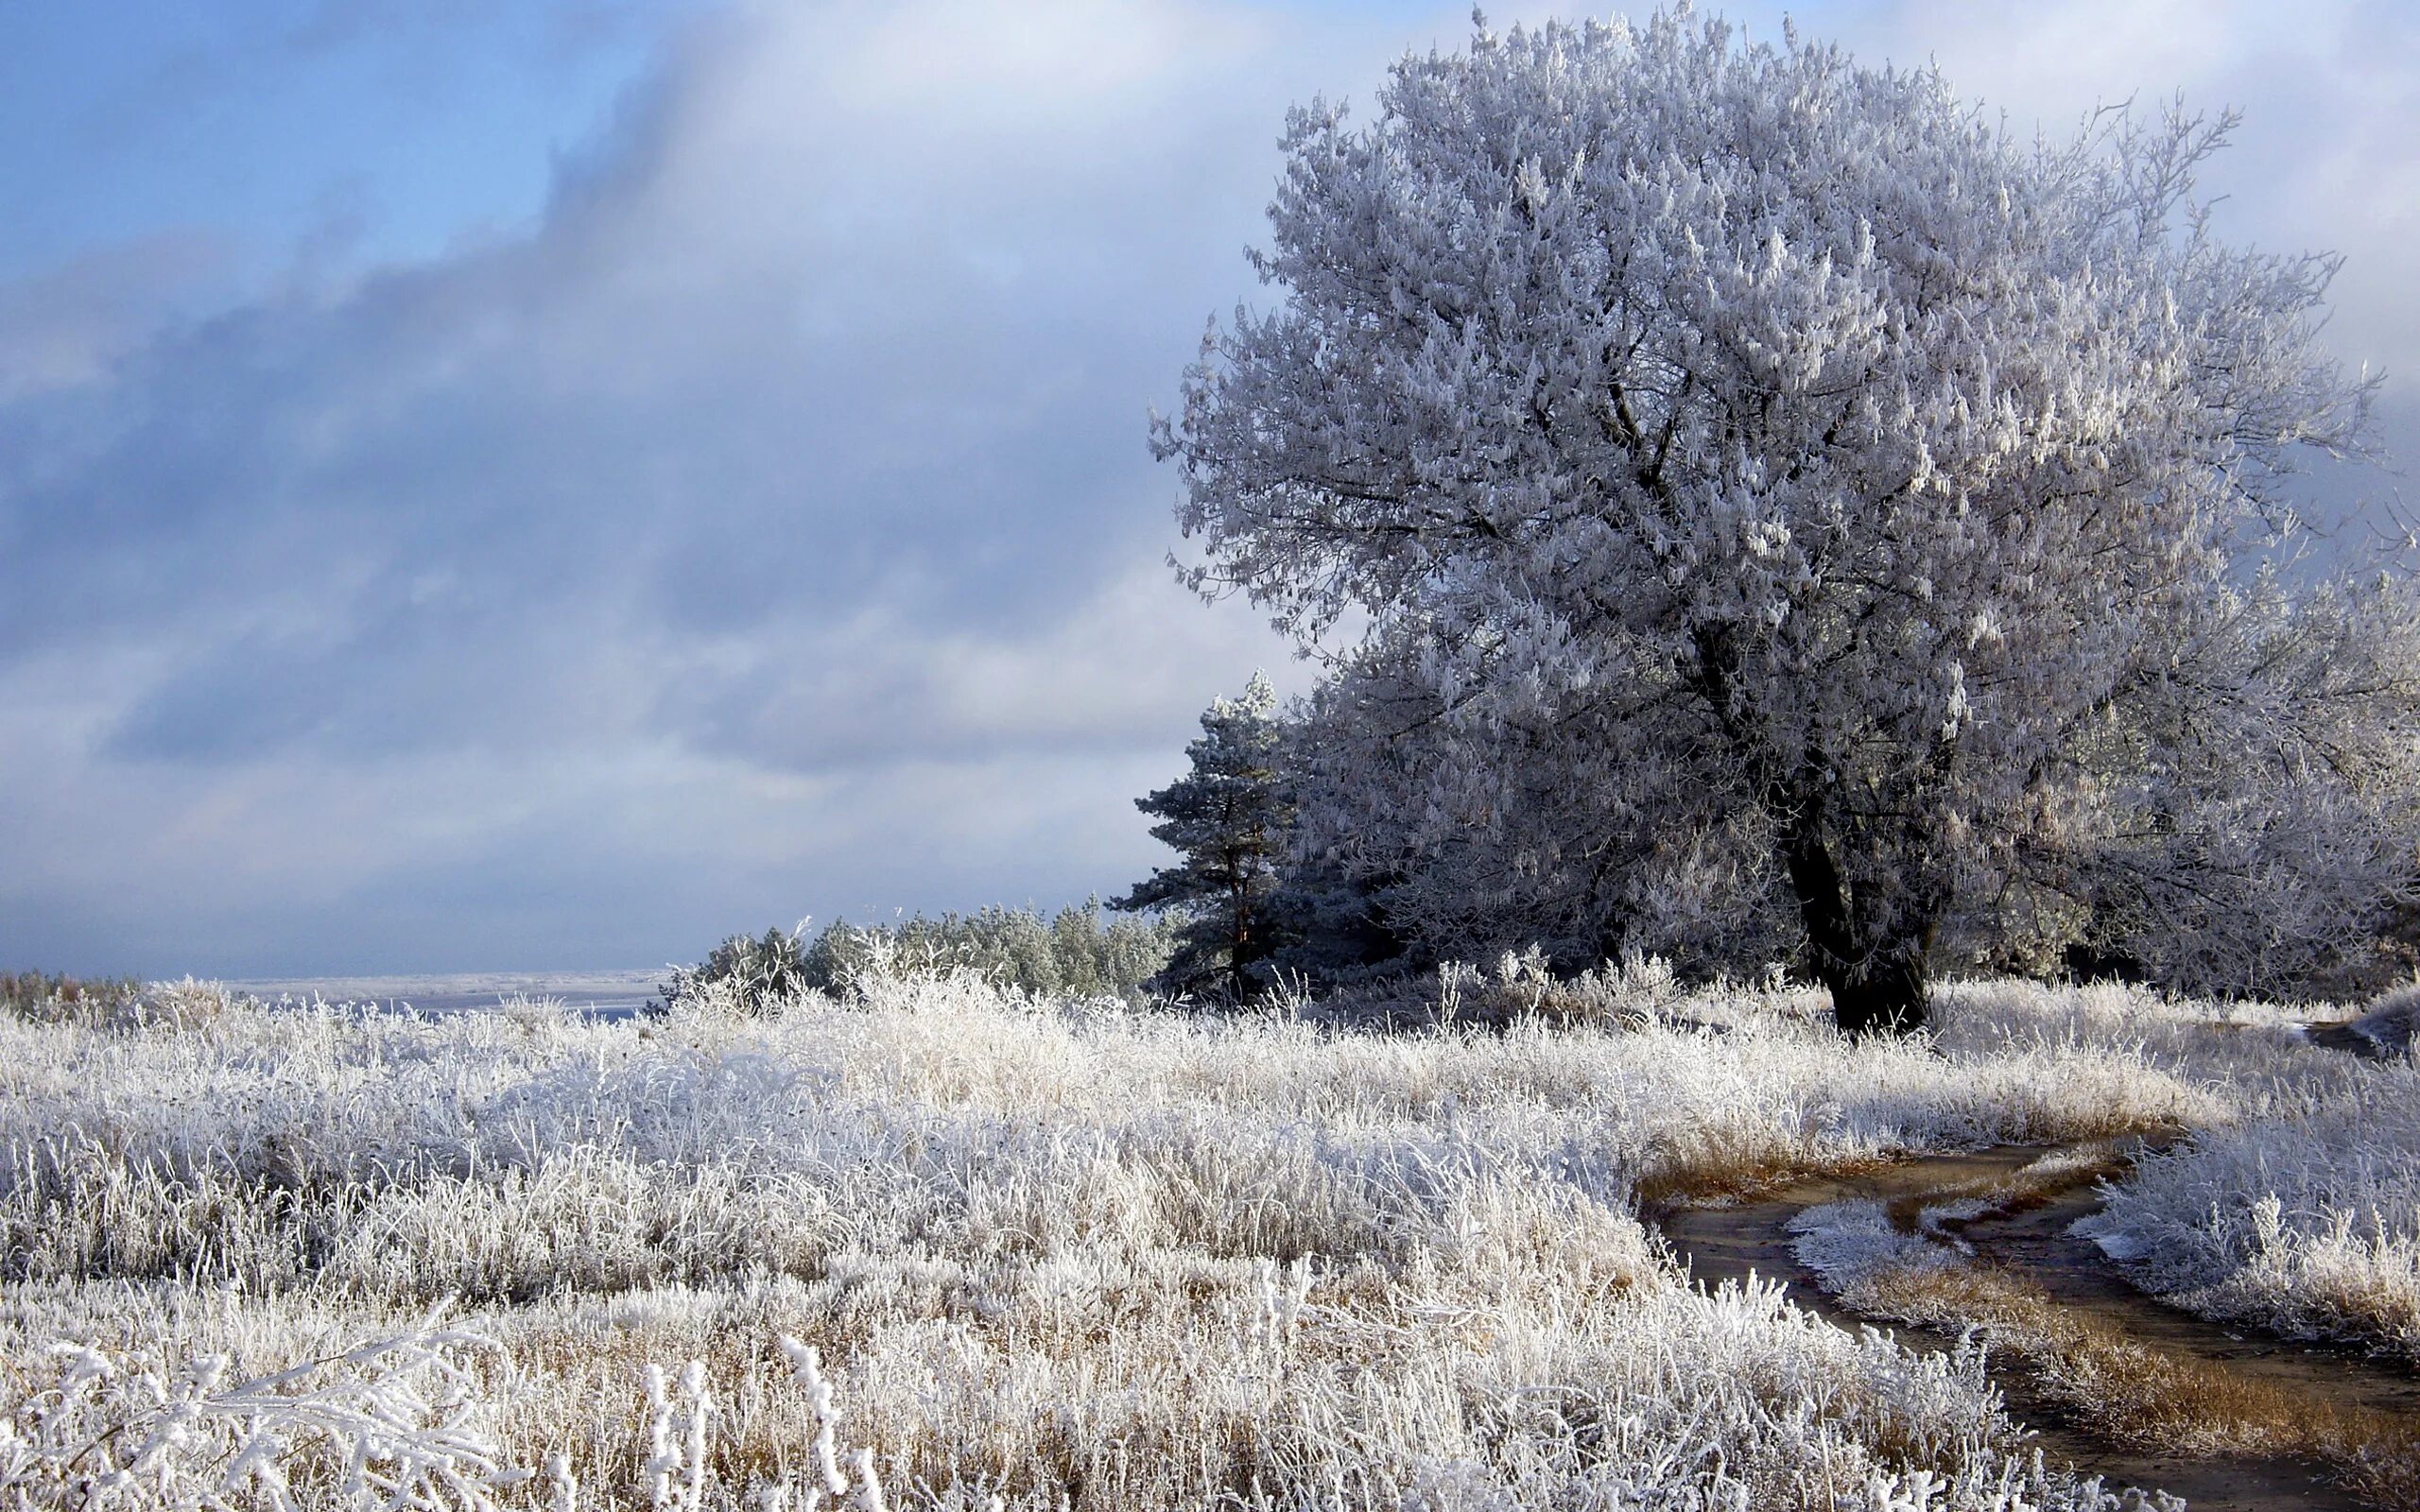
4, 1, 2414, 977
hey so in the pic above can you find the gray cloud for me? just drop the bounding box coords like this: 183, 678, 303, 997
0, 0, 1348, 974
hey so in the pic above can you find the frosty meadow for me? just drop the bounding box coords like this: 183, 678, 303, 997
5, 969, 2418, 1510
9, 6, 2420, 1511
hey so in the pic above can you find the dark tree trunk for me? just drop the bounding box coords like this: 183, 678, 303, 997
1228, 868, 1253, 1002
1781, 811, 1933, 1036
1827, 934, 1932, 1037
2061, 941, 2146, 986
1688, 626, 1936, 1035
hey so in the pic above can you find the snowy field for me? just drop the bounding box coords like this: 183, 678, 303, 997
0, 970, 2409, 1509
219, 970, 666, 1022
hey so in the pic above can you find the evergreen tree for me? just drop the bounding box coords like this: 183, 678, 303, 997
1114, 674, 1291, 1001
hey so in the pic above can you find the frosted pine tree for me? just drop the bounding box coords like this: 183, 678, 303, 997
1115, 674, 1293, 1001
1158, 9, 2418, 1030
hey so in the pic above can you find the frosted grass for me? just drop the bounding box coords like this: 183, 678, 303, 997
0, 971, 2269, 1507
2080, 1054, 2420, 1364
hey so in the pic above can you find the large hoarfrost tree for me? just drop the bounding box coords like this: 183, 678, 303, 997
1114, 674, 1293, 1000
1159, 10, 2416, 1032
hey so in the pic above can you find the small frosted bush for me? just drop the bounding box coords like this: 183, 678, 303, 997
798, 902, 1174, 1003
657, 928, 816, 1018
0, 972, 222, 1033
2352, 980, 2420, 1056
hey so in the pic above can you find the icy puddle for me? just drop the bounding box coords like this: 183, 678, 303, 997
1654, 1141, 2420, 1512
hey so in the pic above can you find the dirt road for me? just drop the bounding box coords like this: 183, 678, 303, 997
1653, 1141, 2418, 1511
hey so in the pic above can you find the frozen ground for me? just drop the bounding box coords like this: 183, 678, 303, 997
1767, 1143, 2420, 1511
0, 969, 2405, 1508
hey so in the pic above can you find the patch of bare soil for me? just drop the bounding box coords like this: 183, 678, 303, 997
1651, 1142, 2420, 1512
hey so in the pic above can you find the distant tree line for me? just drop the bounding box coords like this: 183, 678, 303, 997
659, 902, 1177, 1016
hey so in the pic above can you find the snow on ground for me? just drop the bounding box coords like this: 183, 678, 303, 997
0, 970, 2374, 1508
218, 967, 665, 1019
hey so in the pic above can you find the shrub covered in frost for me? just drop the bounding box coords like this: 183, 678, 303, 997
795, 902, 1174, 1004
655, 927, 817, 1018
2082, 1054, 2420, 1364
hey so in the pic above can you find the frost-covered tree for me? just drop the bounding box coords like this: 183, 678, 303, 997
1287, 623, 1795, 978
1159, 10, 2416, 1031
1115, 674, 1293, 1000
2020, 572, 2420, 996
